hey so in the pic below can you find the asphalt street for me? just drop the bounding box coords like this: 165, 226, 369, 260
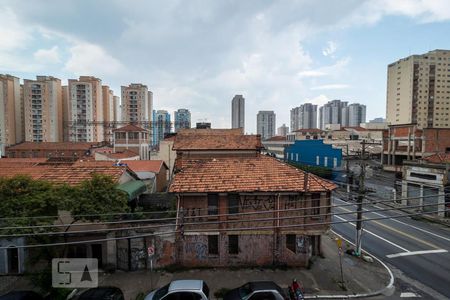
332, 196, 450, 300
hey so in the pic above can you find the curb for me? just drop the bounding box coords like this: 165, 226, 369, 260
303, 231, 394, 299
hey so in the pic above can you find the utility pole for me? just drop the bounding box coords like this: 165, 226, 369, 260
355, 139, 366, 256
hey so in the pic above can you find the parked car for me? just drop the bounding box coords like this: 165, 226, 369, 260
145, 280, 210, 300
223, 281, 289, 300
0, 291, 44, 300
76, 287, 124, 300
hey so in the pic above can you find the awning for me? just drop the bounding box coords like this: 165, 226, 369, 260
117, 180, 147, 201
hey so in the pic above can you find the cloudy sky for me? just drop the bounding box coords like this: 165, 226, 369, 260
1, 0, 450, 133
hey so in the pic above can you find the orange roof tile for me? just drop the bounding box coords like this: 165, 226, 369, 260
169, 155, 336, 193
293, 128, 324, 133
0, 162, 129, 185
106, 149, 140, 159
6, 142, 98, 151
122, 160, 167, 173
177, 128, 244, 136
113, 124, 148, 132
264, 136, 287, 141
173, 134, 262, 151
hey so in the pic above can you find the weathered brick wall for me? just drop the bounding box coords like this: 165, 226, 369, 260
424, 129, 450, 153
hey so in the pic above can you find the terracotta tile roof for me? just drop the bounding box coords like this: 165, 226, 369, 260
177, 128, 243, 136
169, 155, 336, 193
113, 124, 148, 132
264, 136, 287, 141
0, 161, 130, 185
423, 153, 450, 164
122, 160, 167, 173
0, 166, 50, 180
293, 128, 324, 133
173, 134, 262, 151
6, 142, 98, 151
41, 165, 127, 185
0, 158, 47, 168
106, 149, 140, 159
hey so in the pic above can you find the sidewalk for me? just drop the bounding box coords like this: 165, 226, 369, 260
99, 231, 391, 300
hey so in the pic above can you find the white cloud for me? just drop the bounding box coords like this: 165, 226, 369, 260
0, 7, 30, 51
322, 41, 337, 57
64, 43, 123, 76
310, 84, 350, 90
297, 70, 327, 78
304, 94, 331, 106
33, 46, 60, 64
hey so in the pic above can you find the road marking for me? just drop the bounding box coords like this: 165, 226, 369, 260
334, 197, 450, 242
334, 200, 442, 249
334, 215, 410, 252
400, 292, 421, 298
367, 210, 450, 243
386, 249, 448, 258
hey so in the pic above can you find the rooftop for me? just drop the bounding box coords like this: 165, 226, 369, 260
292, 128, 324, 133
6, 142, 98, 151
0, 160, 130, 185
113, 124, 148, 132
177, 128, 243, 136
169, 155, 336, 193
173, 134, 262, 151
264, 136, 287, 142
122, 160, 167, 173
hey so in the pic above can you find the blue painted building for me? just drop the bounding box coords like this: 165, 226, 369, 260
152, 110, 171, 147
284, 140, 342, 169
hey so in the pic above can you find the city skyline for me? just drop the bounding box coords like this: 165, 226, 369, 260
2, 1, 450, 133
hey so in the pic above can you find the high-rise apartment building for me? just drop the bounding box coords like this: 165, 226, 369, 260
231, 95, 245, 130
102, 85, 117, 143
0, 74, 23, 154
121, 83, 152, 128
277, 124, 289, 136
290, 103, 317, 131
23, 76, 62, 142
152, 110, 171, 146
387, 49, 450, 128
257, 110, 276, 140
66, 76, 104, 142
114, 96, 121, 123
174, 108, 191, 132
342, 103, 366, 127
319, 100, 348, 129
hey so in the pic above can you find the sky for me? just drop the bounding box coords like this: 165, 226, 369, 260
1, 0, 450, 133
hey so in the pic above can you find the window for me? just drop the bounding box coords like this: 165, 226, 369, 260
296, 153, 299, 161
286, 234, 296, 253
324, 157, 328, 167
316, 156, 320, 165
228, 235, 239, 254
228, 194, 239, 214
333, 157, 338, 168
208, 235, 218, 255
311, 194, 321, 216
207, 194, 218, 215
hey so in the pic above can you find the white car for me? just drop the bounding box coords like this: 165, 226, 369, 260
145, 280, 210, 300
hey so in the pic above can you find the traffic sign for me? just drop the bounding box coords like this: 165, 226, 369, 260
147, 246, 155, 257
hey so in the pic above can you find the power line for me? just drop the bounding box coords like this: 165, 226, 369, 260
0, 199, 447, 238
1, 207, 446, 250
1, 191, 448, 230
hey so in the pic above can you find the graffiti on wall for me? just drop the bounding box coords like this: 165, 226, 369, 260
240, 195, 276, 211
297, 236, 309, 253
184, 236, 207, 259
184, 207, 203, 222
